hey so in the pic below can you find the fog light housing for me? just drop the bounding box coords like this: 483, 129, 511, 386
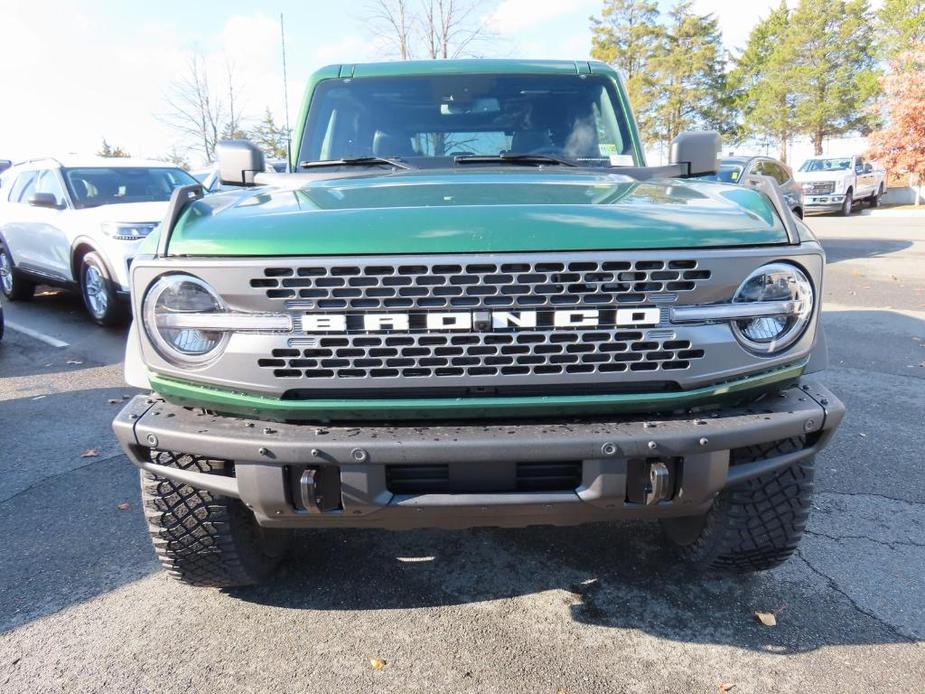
731, 263, 813, 354
142, 275, 229, 366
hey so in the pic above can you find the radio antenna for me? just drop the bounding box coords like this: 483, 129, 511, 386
280, 12, 292, 168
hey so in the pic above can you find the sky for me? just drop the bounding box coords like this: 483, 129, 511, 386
0, 0, 791, 165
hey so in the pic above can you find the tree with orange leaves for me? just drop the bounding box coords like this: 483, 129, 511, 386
867, 49, 925, 205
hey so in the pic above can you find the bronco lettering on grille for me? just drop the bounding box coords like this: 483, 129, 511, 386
300, 308, 662, 333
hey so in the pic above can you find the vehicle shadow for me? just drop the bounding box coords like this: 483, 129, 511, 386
818, 238, 912, 264
228, 517, 907, 654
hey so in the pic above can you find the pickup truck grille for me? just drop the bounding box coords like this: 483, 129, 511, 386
802, 181, 835, 195
250, 258, 711, 310
258, 330, 706, 382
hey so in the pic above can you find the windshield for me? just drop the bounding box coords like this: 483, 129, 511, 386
701, 163, 744, 183
300, 74, 635, 168
799, 158, 851, 172
62, 166, 197, 208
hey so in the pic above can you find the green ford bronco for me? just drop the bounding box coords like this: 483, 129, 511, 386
113, 60, 844, 587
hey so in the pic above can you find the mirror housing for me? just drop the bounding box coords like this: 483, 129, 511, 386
863, 163, 873, 174
217, 139, 265, 186
670, 131, 721, 177
28, 192, 62, 209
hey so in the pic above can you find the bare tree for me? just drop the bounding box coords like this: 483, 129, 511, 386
161, 51, 247, 162
365, 0, 490, 60
367, 0, 416, 59
421, 0, 487, 59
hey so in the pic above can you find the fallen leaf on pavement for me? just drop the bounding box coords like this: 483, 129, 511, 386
370, 657, 387, 670
755, 611, 777, 627
80, 449, 100, 458
719, 684, 736, 692
859, 432, 867, 438
108, 399, 121, 404
116, 502, 130, 510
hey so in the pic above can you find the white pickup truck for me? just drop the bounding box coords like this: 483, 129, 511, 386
795, 155, 886, 216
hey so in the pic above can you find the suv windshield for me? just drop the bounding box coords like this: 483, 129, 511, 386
702, 163, 744, 183
62, 167, 196, 209
300, 74, 635, 168
799, 158, 851, 172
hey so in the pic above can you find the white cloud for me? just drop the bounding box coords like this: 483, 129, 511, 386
486, 0, 597, 35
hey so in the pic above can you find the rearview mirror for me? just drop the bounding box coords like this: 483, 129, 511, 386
670, 131, 721, 177
28, 192, 62, 209
217, 139, 266, 187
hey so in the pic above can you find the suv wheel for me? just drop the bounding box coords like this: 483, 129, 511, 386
79, 252, 126, 326
0, 244, 36, 301
661, 438, 813, 572
839, 189, 853, 216
141, 451, 291, 587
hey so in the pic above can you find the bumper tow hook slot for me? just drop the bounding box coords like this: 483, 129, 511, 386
646, 462, 671, 505
300, 468, 323, 513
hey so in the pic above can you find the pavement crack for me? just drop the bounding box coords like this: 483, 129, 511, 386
822, 490, 924, 506
804, 529, 925, 550
794, 549, 920, 644
0, 453, 125, 505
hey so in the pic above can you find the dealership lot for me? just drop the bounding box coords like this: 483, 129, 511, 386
0, 213, 923, 693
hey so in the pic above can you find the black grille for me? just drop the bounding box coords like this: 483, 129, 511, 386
251, 258, 711, 310
386, 461, 582, 495
258, 332, 705, 381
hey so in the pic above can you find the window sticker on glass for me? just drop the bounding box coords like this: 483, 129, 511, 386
730, 170, 740, 181
609, 154, 634, 166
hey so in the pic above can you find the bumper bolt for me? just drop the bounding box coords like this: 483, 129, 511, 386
258, 447, 270, 457
647, 441, 658, 450
263, 427, 276, 435
145, 433, 158, 447
699, 437, 709, 447
804, 419, 816, 432
352, 448, 369, 463
601, 442, 618, 457
311, 448, 321, 457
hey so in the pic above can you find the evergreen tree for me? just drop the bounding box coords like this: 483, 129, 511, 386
647, 1, 730, 151
97, 138, 130, 158
249, 108, 289, 160
877, 0, 925, 59
788, 0, 880, 154
729, 2, 796, 161
590, 0, 663, 144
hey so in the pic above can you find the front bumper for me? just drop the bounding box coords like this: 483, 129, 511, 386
803, 194, 845, 213
113, 381, 844, 530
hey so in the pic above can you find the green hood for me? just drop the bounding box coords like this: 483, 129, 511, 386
165, 170, 788, 256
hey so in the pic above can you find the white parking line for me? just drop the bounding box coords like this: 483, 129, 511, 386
5, 321, 70, 348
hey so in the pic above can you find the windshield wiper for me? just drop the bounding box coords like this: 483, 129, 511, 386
299, 157, 413, 170
454, 153, 578, 167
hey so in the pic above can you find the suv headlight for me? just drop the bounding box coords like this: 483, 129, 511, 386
731, 263, 814, 354
142, 275, 229, 366
102, 222, 159, 240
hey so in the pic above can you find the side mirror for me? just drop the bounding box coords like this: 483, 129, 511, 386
670, 131, 721, 177
217, 139, 265, 187
28, 192, 62, 209
863, 163, 873, 174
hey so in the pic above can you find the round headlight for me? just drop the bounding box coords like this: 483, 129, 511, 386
731, 263, 814, 355
143, 275, 228, 366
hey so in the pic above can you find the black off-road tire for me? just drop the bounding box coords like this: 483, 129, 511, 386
0, 243, 36, 301
661, 438, 813, 573
141, 451, 291, 587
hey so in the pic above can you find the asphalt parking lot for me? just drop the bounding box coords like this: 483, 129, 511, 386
1, 211, 923, 693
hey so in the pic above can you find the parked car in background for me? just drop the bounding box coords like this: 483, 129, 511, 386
0, 156, 198, 325
701, 156, 803, 218
794, 155, 886, 216
191, 158, 288, 193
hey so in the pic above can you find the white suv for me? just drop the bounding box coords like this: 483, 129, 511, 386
0, 156, 197, 325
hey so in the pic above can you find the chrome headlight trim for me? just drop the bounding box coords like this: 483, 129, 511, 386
729, 262, 814, 355
142, 274, 231, 367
